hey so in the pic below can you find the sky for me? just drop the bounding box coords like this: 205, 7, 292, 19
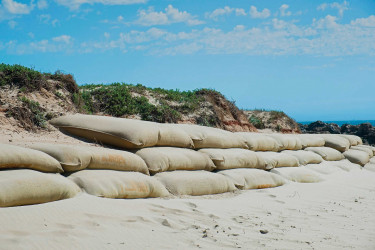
1, 0, 375, 122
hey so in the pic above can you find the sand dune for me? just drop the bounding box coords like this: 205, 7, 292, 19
0, 169, 374, 250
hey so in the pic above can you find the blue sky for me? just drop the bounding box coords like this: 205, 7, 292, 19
1, 0, 375, 121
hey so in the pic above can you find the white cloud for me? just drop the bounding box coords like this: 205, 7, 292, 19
280, 4, 291, 17
205, 6, 247, 20
2, 0, 34, 14
134, 5, 204, 26
117, 15, 124, 22
350, 15, 375, 27
317, 1, 348, 17
39, 14, 59, 26
249, 6, 270, 19
104, 32, 110, 38
37, 0, 48, 9
52, 35, 72, 44
8, 20, 16, 28
54, 0, 147, 10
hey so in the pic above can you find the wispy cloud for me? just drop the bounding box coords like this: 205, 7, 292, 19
249, 6, 271, 19
54, 0, 147, 11
205, 6, 246, 21
2, 0, 34, 14
317, 1, 349, 17
279, 4, 291, 17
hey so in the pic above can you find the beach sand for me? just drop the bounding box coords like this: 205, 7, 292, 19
0, 169, 374, 250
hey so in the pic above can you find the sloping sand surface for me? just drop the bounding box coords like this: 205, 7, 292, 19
1, 169, 374, 249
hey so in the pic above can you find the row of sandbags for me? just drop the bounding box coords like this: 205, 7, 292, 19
50, 114, 362, 151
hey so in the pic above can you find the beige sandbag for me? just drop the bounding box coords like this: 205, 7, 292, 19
350, 145, 374, 158
318, 134, 350, 152
218, 169, 287, 190
343, 149, 370, 166
328, 159, 362, 171
271, 167, 324, 183
304, 147, 344, 161
156, 124, 194, 148
173, 124, 247, 149
28, 143, 149, 174
255, 152, 299, 168
265, 134, 303, 150
282, 150, 324, 165
339, 134, 362, 146
69, 170, 169, 198
305, 162, 345, 175
198, 148, 270, 170
364, 163, 375, 172
356, 144, 375, 154
296, 134, 325, 148
0, 169, 80, 207
50, 114, 159, 149
0, 143, 63, 173
155, 170, 236, 196
234, 132, 280, 151
136, 147, 215, 175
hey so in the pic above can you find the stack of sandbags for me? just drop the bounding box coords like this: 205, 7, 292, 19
28, 143, 149, 174
264, 133, 303, 151
218, 168, 287, 190
154, 170, 236, 196
304, 147, 344, 161
355, 144, 375, 154
305, 161, 346, 175
271, 167, 324, 183
350, 145, 374, 158
234, 132, 280, 151
326, 159, 362, 171
68, 170, 169, 199
296, 134, 325, 148
198, 148, 271, 170
317, 134, 350, 152
282, 150, 324, 165
339, 134, 362, 146
343, 149, 370, 166
0, 144, 80, 207
255, 152, 300, 168
136, 147, 215, 175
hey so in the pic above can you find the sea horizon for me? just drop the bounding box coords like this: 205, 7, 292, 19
298, 120, 375, 126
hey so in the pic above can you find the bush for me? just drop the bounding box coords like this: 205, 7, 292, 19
249, 115, 265, 129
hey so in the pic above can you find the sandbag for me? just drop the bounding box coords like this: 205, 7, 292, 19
69, 170, 169, 198
255, 152, 299, 168
29, 143, 149, 174
50, 114, 159, 149
355, 145, 375, 154
343, 149, 370, 166
136, 147, 215, 175
234, 132, 280, 151
282, 150, 323, 165
364, 163, 375, 172
339, 134, 362, 146
305, 162, 345, 175
327, 159, 362, 171
173, 124, 247, 149
198, 148, 270, 170
304, 147, 344, 161
296, 134, 325, 148
265, 134, 303, 150
218, 169, 287, 190
156, 124, 194, 148
318, 134, 350, 152
350, 145, 374, 158
271, 167, 324, 183
155, 170, 236, 196
0, 169, 80, 207
0, 143, 63, 173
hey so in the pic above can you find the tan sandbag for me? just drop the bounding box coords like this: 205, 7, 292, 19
339, 134, 362, 146
69, 170, 169, 198
318, 134, 350, 152
282, 150, 324, 165
304, 147, 344, 161
296, 134, 325, 148
50, 114, 159, 149
173, 124, 247, 149
343, 149, 370, 166
218, 169, 287, 190
265, 134, 303, 150
234, 132, 280, 151
136, 147, 215, 175
0, 143, 63, 173
305, 162, 345, 175
154, 170, 236, 196
255, 152, 299, 168
156, 124, 194, 148
364, 163, 375, 172
327, 159, 361, 171
355, 144, 375, 154
271, 167, 324, 183
350, 145, 374, 158
198, 148, 270, 170
0, 169, 80, 207
28, 143, 149, 174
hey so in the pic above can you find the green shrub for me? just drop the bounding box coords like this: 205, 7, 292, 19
249, 115, 265, 129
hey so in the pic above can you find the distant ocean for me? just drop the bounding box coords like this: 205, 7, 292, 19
299, 120, 375, 126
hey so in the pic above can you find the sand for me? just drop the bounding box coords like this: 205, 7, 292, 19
0, 169, 374, 250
